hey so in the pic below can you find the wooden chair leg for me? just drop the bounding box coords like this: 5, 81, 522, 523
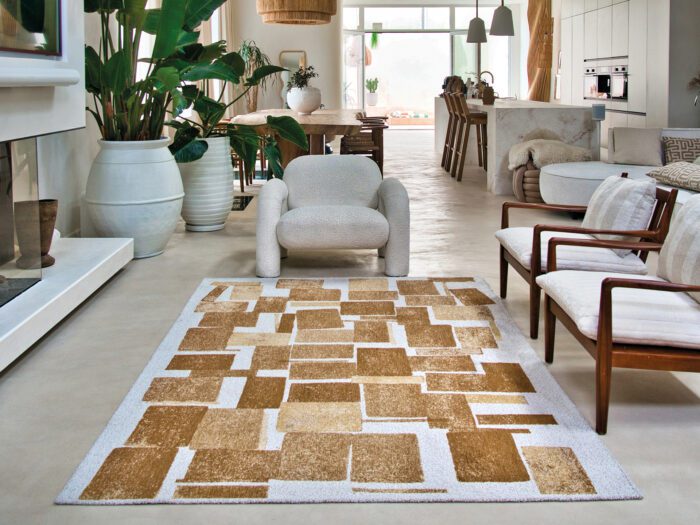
456, 121, 470, 182
446, 119, 458, 173
476, 122, 483, 168
239, 159, 245, 193
499, 246, 508, 299
451, 120, 466, 178
530, 281, 541, 339
595, 341, 613, 434
544, 295, 555, 363
441, 115, 454, 169
481, 123, 488, 172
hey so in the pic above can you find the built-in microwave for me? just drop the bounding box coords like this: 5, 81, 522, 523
584, 66, 628, 101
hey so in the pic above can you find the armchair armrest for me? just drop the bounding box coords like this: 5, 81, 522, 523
501, 201, 588, 229
532, 223, 659, 276
256, 178, 289, 277
547, 238, 662, 272
597, 277, 700, 347
378, 178, 410, 276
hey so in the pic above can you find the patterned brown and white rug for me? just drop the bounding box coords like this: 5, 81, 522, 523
57, 277, 640, 504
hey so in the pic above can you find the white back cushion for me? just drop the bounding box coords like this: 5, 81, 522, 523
283, 155, 382, 209
658, 194, 700, 304
582, 175, 657, 257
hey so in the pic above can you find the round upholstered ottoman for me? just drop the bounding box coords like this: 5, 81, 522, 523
539, 162, 654, 205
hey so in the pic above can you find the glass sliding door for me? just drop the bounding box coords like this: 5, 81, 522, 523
343, 31, 365, 109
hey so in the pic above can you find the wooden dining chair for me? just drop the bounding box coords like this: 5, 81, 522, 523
441, 92, 459, 172
340, 112, 388, 174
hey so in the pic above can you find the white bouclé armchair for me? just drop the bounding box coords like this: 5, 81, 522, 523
256, 155, 410, 277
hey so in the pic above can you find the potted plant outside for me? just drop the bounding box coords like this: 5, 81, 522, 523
83, 0, 231, 258
286, 66, 321, 115
239, 40, 276, 113
366, 78, 379, 107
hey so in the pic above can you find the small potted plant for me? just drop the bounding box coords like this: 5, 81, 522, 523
286, 66, 321, 115
366, 78, 379, 106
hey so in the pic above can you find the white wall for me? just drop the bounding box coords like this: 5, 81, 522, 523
0, 1, 85, 142
668, 0, 700, 128
230, 2, 343, 110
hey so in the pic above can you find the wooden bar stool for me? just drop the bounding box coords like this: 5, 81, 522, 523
441, 92, 459, 172
453, 94, 488, 181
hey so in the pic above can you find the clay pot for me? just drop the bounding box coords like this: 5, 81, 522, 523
15, 199, 58, 269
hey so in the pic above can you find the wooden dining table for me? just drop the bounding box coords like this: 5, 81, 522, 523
231, 108, 363, 167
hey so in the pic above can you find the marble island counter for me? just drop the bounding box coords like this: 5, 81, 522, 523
435, 97, 597, 195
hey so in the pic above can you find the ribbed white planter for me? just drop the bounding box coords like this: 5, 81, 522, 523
287, 86, 322, 115
178, 137, 234, 232
85, 139, 184, 259
366, 92, 378, 106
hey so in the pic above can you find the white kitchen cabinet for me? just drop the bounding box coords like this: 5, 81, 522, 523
585, 0, 597, 12
562, 0, 573, 18
598, 0, 613, 7
584, 11, 597, 60
627, 114, 646, 129
627, 0, 647, 113
610, 111, 629, 130
560, 17, 573, 104
611, 1, 629, 57
572, 0, 585, 15
572, 14, 585, 104
597, 6, 613, 58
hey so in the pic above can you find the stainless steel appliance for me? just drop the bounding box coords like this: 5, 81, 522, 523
584, 65, 628, 101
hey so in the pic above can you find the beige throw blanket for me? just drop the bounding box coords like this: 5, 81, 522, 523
508, 139, 592, 170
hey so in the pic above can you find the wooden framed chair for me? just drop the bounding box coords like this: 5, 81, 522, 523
451, 93, 488, 180
496, 177, 678, 339
340, 112, 388, 174
537, 194, 700, 434
441, 92, 459, 172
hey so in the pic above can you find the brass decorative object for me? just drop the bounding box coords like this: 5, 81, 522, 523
256, 0, 337, 25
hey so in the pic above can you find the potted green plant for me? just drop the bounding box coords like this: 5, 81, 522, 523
83, 0, 231, 257
366, 78, 379, 106
286, 66, 321, 115
239, 40, 276, 113
169, 75, 308, 231
83, 0, 307, 246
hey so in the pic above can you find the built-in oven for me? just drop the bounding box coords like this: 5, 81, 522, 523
610, 65, 628, 100
584, 67, 610, 100
584, 66, 628, 101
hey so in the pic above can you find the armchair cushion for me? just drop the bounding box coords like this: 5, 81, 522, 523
658, 194, 700, 304
495, 227, 648, 274
536, 271, 700, 349
283, 155, 381, 209
277, 205, 389, 250
581, 175, 657, 256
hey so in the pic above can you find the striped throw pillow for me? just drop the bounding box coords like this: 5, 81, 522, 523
658, 194, 700, 304
581, 175, 657, 257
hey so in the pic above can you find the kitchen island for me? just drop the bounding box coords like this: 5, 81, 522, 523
434, 97, 597, 195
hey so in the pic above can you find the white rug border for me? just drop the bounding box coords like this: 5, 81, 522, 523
56, 277, 641, 505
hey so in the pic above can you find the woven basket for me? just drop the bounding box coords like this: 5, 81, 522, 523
512, 161, 543, 203
256, 0, 337, 25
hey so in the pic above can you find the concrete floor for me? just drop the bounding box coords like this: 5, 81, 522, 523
1, 130, 699, 524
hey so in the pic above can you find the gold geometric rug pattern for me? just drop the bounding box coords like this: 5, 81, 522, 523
57, 278, 639, 504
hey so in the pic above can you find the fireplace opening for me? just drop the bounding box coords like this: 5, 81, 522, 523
0, 137, 42, 307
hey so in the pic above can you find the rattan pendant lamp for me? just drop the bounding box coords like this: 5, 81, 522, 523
256, 0, 338, 25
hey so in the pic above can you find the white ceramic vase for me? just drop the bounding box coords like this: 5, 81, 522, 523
178, 136, 234, 232
287, 86, 322, 115
366, 92, 378, 106
85, 138, 184, 259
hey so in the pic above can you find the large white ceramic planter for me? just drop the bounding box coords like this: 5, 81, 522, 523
178, 136, 234, 232
287, 86, 322, 115
85, 139, 184, 259
366, 92, 378, 106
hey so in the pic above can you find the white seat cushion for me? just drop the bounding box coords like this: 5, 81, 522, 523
277, 205, 389, 250
536, 271, 700, 349
495, 227, 648, 274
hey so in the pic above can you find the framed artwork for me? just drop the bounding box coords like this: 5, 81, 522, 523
0, 0, 61, 56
